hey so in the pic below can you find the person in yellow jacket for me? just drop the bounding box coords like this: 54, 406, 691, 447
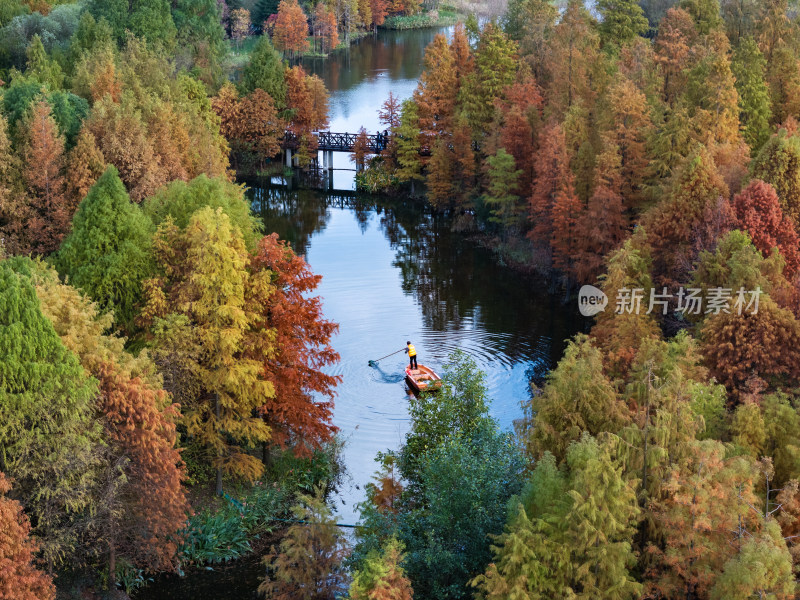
405, 341, 418, 370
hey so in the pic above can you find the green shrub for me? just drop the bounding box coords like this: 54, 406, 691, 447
179, 509, 252, 565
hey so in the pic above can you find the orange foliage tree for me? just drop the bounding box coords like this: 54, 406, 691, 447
647, 441, 761, 599
451, 22, 473, 85
413, 34, 457, 151
351, 126, 371, 169
369, 0, 389, 28
733, 180, 800, 279
497, 74, 542, 197
213, 83, 285, 169
285, 66, 329, 166
577, 143, 628, 282
313, 4, 339, 53
273, 0, 309, 59
605, 75, 652, 211
86, 97, 166, 202
96, 363, 189, 574
701, 296, 800, 398
654, 7, 696, 105
65, 128, 106, 206
528, 122, 574, 248
646, 148, 729, 287
551, 186, 583, 282
248, 233, 339, 454
21, 100, 70, 256
0, 473, 55, 600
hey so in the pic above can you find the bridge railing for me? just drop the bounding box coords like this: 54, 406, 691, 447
281, 130, 390, 153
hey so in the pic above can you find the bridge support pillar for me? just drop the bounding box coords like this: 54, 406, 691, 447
285, 149, 293, 168
326, 150, 334, 170
322, 150, 328, 170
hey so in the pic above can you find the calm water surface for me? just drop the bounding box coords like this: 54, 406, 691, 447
137, 27, 581, 600
252, 190, 578, 524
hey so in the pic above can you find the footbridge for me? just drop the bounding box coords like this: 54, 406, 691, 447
282, 130, 390, 168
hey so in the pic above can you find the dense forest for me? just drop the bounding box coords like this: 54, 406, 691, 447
3, 0, 800, 598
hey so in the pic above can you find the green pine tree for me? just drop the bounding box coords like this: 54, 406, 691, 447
128, 0, 177, 47
711, 521, 796, 599
240, 35, 287, 108
0, 258, 102, 570
597, 0, 649, 51
732, 37, 772, 154
679, 0, 723, 35
55, 166, 154, 332
751, 130, 800, 226
25, 35, 64, 90
520, 335, 628, 462
562, 434, 641, 599
395, 99, 424, 194
459, 23, 519, 135
483, 148, 522, 231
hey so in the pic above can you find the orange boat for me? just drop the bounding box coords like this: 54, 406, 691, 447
405, 365, 442, 394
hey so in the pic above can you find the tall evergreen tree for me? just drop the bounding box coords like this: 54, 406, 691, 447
394, 100, 424, 194
460, 23, 518, 135
751, 130, 800, 226
679, 0, 723, 35
146, 207, 274, 494
240, 35, 287, 107
520, 335, 628, 462
483, 148, 522, 231
597, 0, 649, 51
731, 36, 772, 154
25, 35, 64, 90
0, 260, 102, 570
56, 166, 154, 331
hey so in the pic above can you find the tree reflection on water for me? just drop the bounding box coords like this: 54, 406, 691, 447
248, 182, 579, 378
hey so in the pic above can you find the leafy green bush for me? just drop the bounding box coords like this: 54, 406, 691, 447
356, 160, 399, 194
237, 483, 287, 534
265, 438, 345, 498
179, 484, 286, 565
114, 558, 153, 594
382, 10, 458, 30
179, 509, 252, 565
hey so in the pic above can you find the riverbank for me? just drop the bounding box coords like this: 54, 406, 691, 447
382, 7, 461, 30
224, 6, 462, 71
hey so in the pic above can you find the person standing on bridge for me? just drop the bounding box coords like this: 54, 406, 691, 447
405, 341, 418, 370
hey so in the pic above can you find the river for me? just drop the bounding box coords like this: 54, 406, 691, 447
136, 26, 581, 600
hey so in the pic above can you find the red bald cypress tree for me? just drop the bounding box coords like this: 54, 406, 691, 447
551, 185, 583, 281
248, 233, 340, 455
21, 100, 69, 256
414, 34, 457, 147
529, 122, 573, 246
0, 473, 55, 600
577, 143, 628, 282
733, 180, 800, 279
96, 363, 188, 574
498, 75, 542, 197
273, 0, 309, 59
